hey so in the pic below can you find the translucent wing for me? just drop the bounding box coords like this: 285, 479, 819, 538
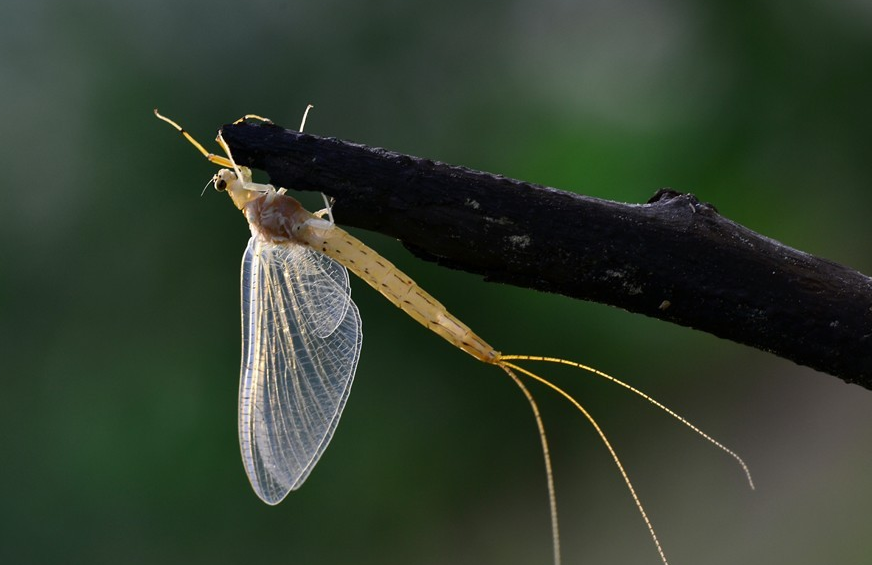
239, 235, 362, 505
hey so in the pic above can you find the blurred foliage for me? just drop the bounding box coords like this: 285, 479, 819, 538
2, 0, 872, 563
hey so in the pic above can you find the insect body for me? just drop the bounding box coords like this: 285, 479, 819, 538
155, 109, 752, 565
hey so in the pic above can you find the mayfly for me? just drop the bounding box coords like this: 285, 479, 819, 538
155, 108, 753, 565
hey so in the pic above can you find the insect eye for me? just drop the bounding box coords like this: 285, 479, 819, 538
215, 178, 227, 192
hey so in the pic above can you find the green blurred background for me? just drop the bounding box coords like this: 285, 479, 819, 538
3, 0, 872, 563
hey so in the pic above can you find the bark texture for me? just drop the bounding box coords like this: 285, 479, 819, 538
221, 121, 872, 390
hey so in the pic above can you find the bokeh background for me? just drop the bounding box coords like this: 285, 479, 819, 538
3, 0, 872, 563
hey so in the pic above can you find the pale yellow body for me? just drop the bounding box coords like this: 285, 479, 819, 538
218, 165, 500, 363
155, 109, 755, 565
293, 202, 499, 363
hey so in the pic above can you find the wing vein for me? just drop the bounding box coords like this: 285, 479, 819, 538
238, 236, 362, 504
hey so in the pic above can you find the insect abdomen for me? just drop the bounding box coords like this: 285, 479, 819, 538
313, 226, 498, 363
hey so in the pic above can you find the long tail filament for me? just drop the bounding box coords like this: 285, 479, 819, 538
495, 354, 755, 565
498, 365, 562, 565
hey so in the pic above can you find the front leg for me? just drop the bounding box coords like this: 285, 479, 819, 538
313, 193, 335, 226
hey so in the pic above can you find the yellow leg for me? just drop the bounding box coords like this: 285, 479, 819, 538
232, 104, 312, 132
215, 132, 246, 184
232, 113, 273, 125
154, 109, 234, 168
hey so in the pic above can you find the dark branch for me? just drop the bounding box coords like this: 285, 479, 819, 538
221, 121, 872, 391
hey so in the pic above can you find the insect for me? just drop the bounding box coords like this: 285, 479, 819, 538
155, 108, 753, 565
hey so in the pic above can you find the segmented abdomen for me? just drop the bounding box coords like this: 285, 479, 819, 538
308, 226, 498, 363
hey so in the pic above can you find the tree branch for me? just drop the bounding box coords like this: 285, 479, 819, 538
221, 121, 872, 391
